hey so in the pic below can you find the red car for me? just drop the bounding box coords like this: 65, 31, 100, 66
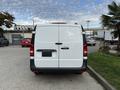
20, 38, 31, 47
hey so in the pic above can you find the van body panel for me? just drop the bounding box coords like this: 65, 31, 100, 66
34, 24, 83, 69
34, 26, 59, 68
59, 26, 83, 68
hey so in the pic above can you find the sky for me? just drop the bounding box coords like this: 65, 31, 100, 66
0, 0, 119, 28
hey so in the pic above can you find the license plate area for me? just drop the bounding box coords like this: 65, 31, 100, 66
42, 51, 52, 57
36, 49, 57, 57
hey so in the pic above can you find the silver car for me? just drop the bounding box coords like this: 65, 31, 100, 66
87, 38, 96, 46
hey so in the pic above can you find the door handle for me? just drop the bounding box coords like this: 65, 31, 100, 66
55, 42, 63, 45
61, 47, 69, 50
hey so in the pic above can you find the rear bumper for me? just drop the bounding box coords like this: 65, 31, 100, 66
30, 59, 87, 73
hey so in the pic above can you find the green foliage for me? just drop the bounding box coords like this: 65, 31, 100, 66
101, 15, 113, 28
88, 52, 120, 90
101, 1, 120, 51
0, 11, 15, 36
108, 1, 120, 16
101, 1, 120, 27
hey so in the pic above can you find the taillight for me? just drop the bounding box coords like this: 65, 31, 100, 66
83, 43, 88, 56
30, 44, 34, 56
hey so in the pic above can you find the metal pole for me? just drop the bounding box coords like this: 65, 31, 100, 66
23, 25, 24, 38
86, 20, 91, 36
86, 20, 90, 30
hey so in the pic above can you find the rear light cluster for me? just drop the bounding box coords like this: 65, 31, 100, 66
30, 44, 34, 56
83, 42, 88, 57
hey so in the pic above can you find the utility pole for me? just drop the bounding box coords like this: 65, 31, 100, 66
86, 20, 91, 36
86, 20, 90, 30
22, 25, 24, 38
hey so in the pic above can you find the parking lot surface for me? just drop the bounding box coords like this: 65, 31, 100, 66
0, 46, 104, 90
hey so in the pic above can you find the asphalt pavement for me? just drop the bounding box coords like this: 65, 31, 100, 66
0, 46, 104, 90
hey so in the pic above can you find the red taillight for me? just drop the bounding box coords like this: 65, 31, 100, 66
30, 44, 34, 56
83, 43, 88, 56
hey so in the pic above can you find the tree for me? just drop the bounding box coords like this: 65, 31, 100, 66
0, 11, 15, 37
101, 1, 120, 51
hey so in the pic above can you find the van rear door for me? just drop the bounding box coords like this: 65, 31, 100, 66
59, 26, 83, 68
34, 26, 59, 68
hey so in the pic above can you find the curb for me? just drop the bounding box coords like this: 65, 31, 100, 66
87, 65, 116, 90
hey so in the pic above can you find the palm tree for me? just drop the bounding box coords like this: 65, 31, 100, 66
101, 1, 120, 51
0, 12, 15, 37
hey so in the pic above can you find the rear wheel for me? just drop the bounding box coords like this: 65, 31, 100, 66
22, 45, 25, 47
93, 43, 96, 46
34, 71, 41, 75
75, 71, 83, 74
6, 43, 9, 46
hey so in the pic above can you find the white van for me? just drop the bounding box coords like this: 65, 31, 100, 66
30, 24, 88, 74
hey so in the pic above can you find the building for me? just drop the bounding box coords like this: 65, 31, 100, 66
85, 28, 118, 41
84, 28, 104, 38
3, 25, 34, 45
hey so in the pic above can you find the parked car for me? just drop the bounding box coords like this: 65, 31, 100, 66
20, 38, 31, 47
0, 37, 9, 47
87, 38, 96, 46
30, 24, 88, 74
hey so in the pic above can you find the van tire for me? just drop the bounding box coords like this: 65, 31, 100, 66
34, 72, 40, 75
75, 72, 82, 74
93, 44, 96, 46
75, 71, 83, 74
22, 45, 25, 47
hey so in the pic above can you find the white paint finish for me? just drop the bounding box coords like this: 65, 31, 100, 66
97, 29, 118, 41
35, 26, 58, 43
35, 25, 59, 68
104, 30, 118, 41
59, 26, 83, 67
34, 24, 83, 68
97, 30, 104, 38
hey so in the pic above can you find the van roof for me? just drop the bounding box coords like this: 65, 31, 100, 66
36, 24, 81, 27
